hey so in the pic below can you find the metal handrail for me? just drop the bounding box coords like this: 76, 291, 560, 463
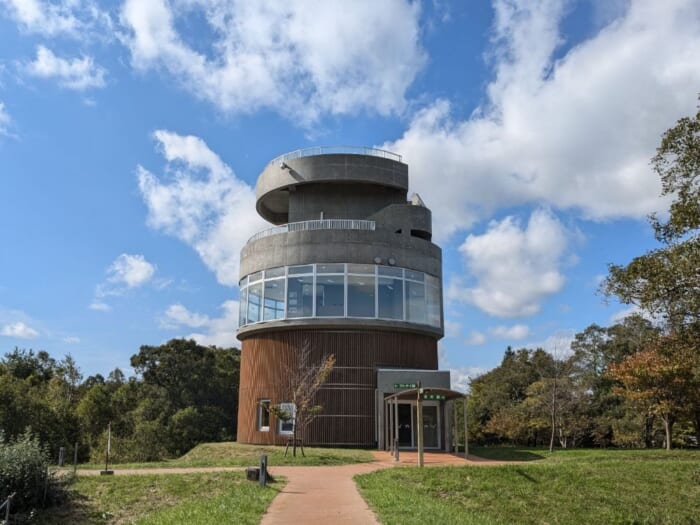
248, 219, 376, 243
269, 146, 401, 166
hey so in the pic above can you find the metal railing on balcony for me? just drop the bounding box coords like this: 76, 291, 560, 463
248, 219, 376, 243
269, 146, 401, 167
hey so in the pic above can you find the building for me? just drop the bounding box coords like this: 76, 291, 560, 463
236, 146, 458, 449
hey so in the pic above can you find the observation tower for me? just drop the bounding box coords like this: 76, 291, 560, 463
236, 146, 453, 449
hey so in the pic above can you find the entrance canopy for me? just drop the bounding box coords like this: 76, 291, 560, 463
384, 387, 465, 402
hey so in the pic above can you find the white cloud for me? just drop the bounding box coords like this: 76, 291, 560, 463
490, 323, 530, 340
1, 321, 39, 339
609, 304, 659, 325
119, 0, 425, 125
444, 320, 461, 338
0, 101, 10, 136
448, 208, 568, 318
107, 253, 155, 288
525, 329, 576, 358
161, 303, 209, 329
162, 300, 240, 348
89, 301, 110, 312
384, 0, 700, 240
63, 336, 80, 343
464, 331, 486, 346
450, 366, 488, 393
26, 45, 106, 90
89, 254, 156, 309
0, 0, 110, 37
138, 130, 267, 286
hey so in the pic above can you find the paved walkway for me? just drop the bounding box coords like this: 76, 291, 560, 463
73, 451, 518, 523
260, 451, 490, 524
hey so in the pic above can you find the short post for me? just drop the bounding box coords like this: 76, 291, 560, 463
463, 396, 469, 459
393, 397, 399, 456
417, 382, 424, 468
259, 455, 267, 487
394, 438, 399, 462
58, 446, 65, 466
101, 422, 114, 475
73, 442, 78, 476
453, 401, 458, 453
5, 492, 15, 522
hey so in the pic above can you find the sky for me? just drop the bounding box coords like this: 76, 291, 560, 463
1, 0, 699, 389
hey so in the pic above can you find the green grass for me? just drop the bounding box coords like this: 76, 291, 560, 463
356, 448, 700, 525
75, 441, 374, 469
34, 471, 280, 524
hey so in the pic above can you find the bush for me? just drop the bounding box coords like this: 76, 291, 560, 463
0, 431, 54, 513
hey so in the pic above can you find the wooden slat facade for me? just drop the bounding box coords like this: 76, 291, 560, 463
237, 329, 438, 446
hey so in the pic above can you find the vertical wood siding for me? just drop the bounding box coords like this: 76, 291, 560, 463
237, 329, 438, 446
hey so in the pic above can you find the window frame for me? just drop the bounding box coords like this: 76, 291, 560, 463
257, 399, 271, 432
277, 402, 296, 435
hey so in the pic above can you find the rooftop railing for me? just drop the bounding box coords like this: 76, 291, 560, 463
248, 219, 376, 243
269, 146, 402, 167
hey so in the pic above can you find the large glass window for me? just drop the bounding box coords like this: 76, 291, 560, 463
239, 286, 247, 327
247, 282, 263, 323
378, 276, 403, 320
264, 279, 285, 320
348, 274, 375, 317
289, 265, 313, 275
317, 263, 344, 273
287, 275, 313, 318
405, 280, 426, 324
316, 275, 344, 317
238, 264, 442, 329
265, 267, 285, 278
425, 274, 441, 328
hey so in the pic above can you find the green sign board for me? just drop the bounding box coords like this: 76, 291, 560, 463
394, 383, 417, 389
422, 393, 446, 400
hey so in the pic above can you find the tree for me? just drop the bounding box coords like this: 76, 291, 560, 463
604, 102, 700, 447
604, 102, 700, 331
608, 333, 698, 450
129, 339, 241, 457
270, 343, 335, 457
650, 102, 700, 243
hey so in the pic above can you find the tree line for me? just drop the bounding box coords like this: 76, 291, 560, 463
465, 101, 700, 450
464, 315, 699, 450
0, 339, 240, 463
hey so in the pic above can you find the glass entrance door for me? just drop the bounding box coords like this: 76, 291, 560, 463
397, 404, 413, 446
412, 404, 440, 449
422, 405, 439, 448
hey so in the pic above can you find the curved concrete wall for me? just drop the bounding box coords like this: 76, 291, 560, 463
238, 316, 443, 340
240, 229, 442, 278
256, 154, 408, 224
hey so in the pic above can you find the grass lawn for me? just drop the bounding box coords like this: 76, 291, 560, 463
75, 441, 374, 470
356, 448, 700, 525
34, 471, 280, 524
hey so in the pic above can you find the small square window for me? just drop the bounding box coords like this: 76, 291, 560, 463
277, 402, 296, 435
257, 400, 271, 431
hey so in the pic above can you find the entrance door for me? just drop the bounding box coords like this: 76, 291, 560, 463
412, 404, 441, 449
422, 405, 440, 448
398, 404, 413, 446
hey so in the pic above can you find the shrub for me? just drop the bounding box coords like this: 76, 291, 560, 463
0, 431, 54, 513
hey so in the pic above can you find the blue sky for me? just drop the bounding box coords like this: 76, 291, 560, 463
1, 0, 699, 388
